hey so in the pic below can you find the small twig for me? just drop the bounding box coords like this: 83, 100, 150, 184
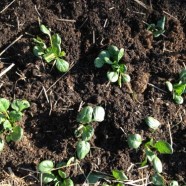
56, 18, 76, 23
148, 83, 167, 93
163, 10, 178, 20
42, 86, 49, 103
0, 35, 23, 56
103, 19, 108, 28
127, 163, 135, 172
138, 165, 148, 170
0, 63, 15, 78
133, 0, 148, 9
79, 18, 88, 29
93, 30, 95, 44
78, 101, 84, 112
167, 122, 173, 148
34, 5, 41, 17
0, 0, 16, 14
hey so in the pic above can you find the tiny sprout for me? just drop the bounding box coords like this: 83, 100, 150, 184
153, 156, 163, 173
152, 173, 164, 186
75, 105, 105, 159
145, 116, 160, 130
94, 45, 131, 88
147, 16, 166, 37
77, 105, 105, 124
0, 98, 30, 151
33, 24, 69, 73
93, 106, 105, 122
127, 134, 142, 149
169, 181, 179, 186
166, 69, 186, 104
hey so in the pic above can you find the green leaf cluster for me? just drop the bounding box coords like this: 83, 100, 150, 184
75, 105, 105, 159
166, 69, 186, 104
147, 16, 166, 37
0, 98, 30, 151
38, 159, 74, 186
33, 24, 69, 73
94, 45, 130, 87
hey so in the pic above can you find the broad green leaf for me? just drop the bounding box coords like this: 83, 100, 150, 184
43, 51, 56, 63
116, 183, 125, 186
93, 106, 105, 122
40, 24, 51, 36
76, 140, 90, 159
127, 134, 142, 149
173, 95, 183, 105
179, 69, 186, 83
108, 45, 119, 58
169, 181, 179, 186
10, 126, 23, 142
42, 173, 55, 184
87, 172, 111, 184
153, 156, 162, 173
154, 141, 173, 154
0, 114, 6, 124
3, 120, 12, 130
145, 116, 161, 130
99, 50, 110, 60
173, 83, 186, 96
82, 125, 94, 141
38, 160, 54, 173
58, 170, 66, 179
9, 111, 22, 122
62, 178, 74, 186
66, 157, 75, 166
152, 173, 164, 186
0, 98, 10, 113
33, 46, 45, 57
56, 58, 69, 72
122, 74, 131, 83
94, 57, 105, 68
0, 138, 4, 151
76, 106, 93, 124
112, 169, 128, 181
166, 81, 173, 92
107, 71, 119, 82
104, 57, 113, 64
117, 48, 124, 61
119, 64, 127, 73
52, 34, 62, 55
11, 100, 30, 112
157, 16, 166, 30
145, 148, 156, 162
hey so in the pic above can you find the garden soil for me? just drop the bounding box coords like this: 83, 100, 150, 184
0, 0, 186, 185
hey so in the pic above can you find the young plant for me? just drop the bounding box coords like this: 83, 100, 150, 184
94, 45, 131, 88
87, 169, 128, 186
127, 117, 173, 183
33, 24, 69, 73
75, 105, 105, 159
0, 98, 30, 151
166, 69, 186, 104
147, 16, 166, 37
38, 158, 75, 186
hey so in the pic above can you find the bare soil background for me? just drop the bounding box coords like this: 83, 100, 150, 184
0, 0, 186, 185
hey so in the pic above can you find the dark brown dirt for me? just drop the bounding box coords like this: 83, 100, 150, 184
0, 0, 186, 185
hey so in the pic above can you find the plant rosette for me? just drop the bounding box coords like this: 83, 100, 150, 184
33, 24, 69, 73
94, 45, 131, 88
0, 98, 30, 151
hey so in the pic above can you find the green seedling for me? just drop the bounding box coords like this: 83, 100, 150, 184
38, 158, 76, 185
147, 16, 166, 37
145, 116, 161, 130
127, 134, 142, 149
87, 169, 128, 186
152, 173, 164, 186
75, 105, 105, 159
33, 24, 69, 73
166, 69, 186, 104
0, 98, 30, 151
169, 181, 179, 186
94, 45, 131, 89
